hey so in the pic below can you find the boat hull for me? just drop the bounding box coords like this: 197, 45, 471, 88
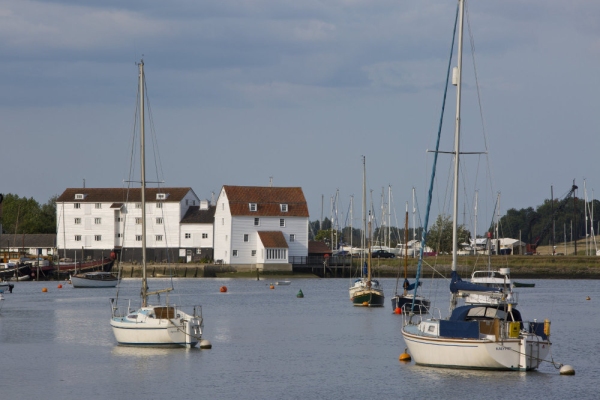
391, 295, 430, 313
402, 324, 550, 371
350, 289, 385, 307
71, 272, 118, 288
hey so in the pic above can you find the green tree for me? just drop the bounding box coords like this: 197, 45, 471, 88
1, 193, 57, 234
426, 214, 470, 253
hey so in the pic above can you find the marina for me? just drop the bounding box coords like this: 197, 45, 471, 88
0, 277, 594, 399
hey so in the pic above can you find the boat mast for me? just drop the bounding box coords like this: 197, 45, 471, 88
403, 201, 409, 294
451, 0, 465, 273
362, 156, 367, 272
139, 60, 148, 307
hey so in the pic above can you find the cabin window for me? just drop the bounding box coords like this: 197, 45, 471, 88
74, 218, 81, 225
136, 235, 142, 241
249, 203, 257, 212
202, 233, 208, 239
290, 234, 295, 242
95, 203, 102, 209
185, 233, 191, 239
243, 234, 249, 242
94, 235, 102, 241
94, 218, 101, 224
75, 235, 81, 241
156, 217, 163, 224
74, 203, 81, 209
156, 235, 163, 241
135, 218, 142, 224
280, 204, 288, 212
232, 250, 238, 257
254, 218, 260, 226
280, 218, 285, 227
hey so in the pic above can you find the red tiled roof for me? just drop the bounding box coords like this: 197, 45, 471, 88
56, 188, 193, 203
257, 231, 289, 248
308, 240, 332, 254
223, 186, 309, 217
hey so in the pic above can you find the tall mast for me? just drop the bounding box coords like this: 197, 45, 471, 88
139, 60, 148, 307
362, 156, 367, 266
451, 0, 465, 273
412, 187, 416, 258
403, 201, 409, 293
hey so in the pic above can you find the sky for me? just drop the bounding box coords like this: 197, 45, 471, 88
1, 0, 599, 236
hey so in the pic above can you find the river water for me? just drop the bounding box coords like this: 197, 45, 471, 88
0, 277, 597, 399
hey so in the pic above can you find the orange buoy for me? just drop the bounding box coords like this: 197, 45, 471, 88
394, 307, 402, 314
57, 284, 63, 289
269, 284, 275, 289
399, 348, 411, 362
42, 287, 48, 292
362, 301, 369, 306
219, 286, 227, 292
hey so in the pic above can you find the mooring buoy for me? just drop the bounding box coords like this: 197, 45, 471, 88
399, 348, 411, 362
200, 339, 212, 349
559, 365, 575, 375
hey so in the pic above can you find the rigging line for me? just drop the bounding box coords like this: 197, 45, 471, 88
411, 1, 460, 316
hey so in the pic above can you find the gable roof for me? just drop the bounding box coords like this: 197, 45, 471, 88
56, 187, 194, 203
181, 205, 216, 224
223, 186, 309, 217
257, 231, 289, 248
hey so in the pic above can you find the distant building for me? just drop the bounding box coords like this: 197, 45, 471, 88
56, 187, 213, 262
3, 234, 56, 257
213, 185, 309, 270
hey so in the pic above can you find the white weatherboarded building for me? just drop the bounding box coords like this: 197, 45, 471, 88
56, 187, 208, 262
213, 185, 309, 270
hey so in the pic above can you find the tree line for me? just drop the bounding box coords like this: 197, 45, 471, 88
0, 194, 57, 234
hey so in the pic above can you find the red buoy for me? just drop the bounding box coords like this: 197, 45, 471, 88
220, 286, 227, 293
394, 307, 402, 314
57, 284, 63, 289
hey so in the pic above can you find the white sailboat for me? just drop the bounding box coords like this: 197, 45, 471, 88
349, 156, 385, 307
109, 60, 203, 348
401, 0, 551, 370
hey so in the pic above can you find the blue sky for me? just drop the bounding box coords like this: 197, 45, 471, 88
1, 0, 599, 235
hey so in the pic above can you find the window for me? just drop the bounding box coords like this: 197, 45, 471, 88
94, 235, 102, 241
156, 217, 163, 224
74, 218, 81, 225
186, 199, 189, 205
74, 235, 81, 241
290, 234, 295, 242
266, 248, 287, 260
280, 218, 285, 227
249, 203, 257, 211
202, 233, 208, 239
156, 193, 166, 200
115, 217, 123, 222
156, 235, 163, 241
187, 249, 192, 256
196, 248, 202, 254
254, 218, 260, 226
94, 218, 101, 224
136, 235, 142, 241
280, 204, 288, 212
74, 203, 81, 209
251, 250, 256, 256
135, 203, 141, 209
156, 202, 163, 209
185, 233, 191, 239
233, 250, 238, 257
243, 234, 249, 242
115, 233, 122, 238
75, 194, 84, 200
95, 203, 102, 209
193, 200, 196, 205
135, 218, 142, 224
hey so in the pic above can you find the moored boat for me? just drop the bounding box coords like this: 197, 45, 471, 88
71, 271, 118, 288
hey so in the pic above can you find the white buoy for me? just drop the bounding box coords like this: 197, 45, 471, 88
200, 339, 212, 349
559, 365, 575, 375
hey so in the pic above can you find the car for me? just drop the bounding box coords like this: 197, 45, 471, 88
371, 250, 395, 258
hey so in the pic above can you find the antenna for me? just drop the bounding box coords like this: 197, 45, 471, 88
269, 176, 273, 187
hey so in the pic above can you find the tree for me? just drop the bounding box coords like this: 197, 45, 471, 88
426, 214, 471, 253
1, 193, 57, 234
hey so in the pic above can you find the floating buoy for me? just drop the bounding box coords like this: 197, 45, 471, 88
560, 365, 575, 375
394, 307, 402, 315
297, 289, 304, 298
200, 339, 212, 349
42, 287, 48, 293
219, 286, 227, 293
362, 301, 369, 307
269, 284, 275, 289
57, 284, 63, 289
399, 348, 411, 362
586, 296, 591, 300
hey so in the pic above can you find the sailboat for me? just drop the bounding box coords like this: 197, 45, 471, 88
109, 60, 203, 347
401, 0, 551, 370
349, 156, 385, 307
391, 202, 429, 313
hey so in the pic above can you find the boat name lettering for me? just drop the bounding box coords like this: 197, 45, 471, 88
496, 346, 510, 351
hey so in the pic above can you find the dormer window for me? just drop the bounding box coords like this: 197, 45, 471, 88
75, 194, 85, 200
249, 203, 257, 212
280, 204, 288, 212
156, 193, 167, 200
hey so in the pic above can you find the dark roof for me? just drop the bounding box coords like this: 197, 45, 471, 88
308, 240, 332, 254
56, 187, 193, 203
223, 186, 309, 217
181, 205, 216, 224
257, 231, 289, 248
5, 234, 56, 248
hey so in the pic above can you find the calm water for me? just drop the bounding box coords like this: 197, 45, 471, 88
0, 277, 597, 399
